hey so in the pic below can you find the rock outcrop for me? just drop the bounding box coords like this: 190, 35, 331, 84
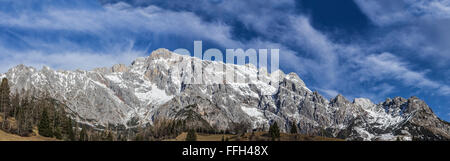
0, 49, 448, 140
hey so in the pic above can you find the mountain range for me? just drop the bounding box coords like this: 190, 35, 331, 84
1, 49, 449, 141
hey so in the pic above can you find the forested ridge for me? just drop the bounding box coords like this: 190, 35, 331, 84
0, 77, 297, 141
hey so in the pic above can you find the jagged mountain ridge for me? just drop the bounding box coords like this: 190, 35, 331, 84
1, 49, 449, 140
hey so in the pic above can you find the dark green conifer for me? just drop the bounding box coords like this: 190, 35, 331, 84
185, 129, 197, 141
269, 122, 280, 141
290, 121, 298, 134
0, 78, 11, 129
38, 108, 53, 137
79, 126, 88, 141
63, 117, 75, 141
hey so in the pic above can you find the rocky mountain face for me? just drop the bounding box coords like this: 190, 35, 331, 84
1, 49, 449, 141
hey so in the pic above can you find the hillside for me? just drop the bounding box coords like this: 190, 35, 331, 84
0, 49, 449, 141
0, 129, 58, 141
166, 132, 343, 141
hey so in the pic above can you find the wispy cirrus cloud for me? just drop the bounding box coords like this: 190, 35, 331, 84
1, 0, 449, 121
354, 0, 450, 26
0, 45, 142, 72
356, 52, 450, 95
354, 0, 450, 63
0, 1, 240, 72
0, 2, 236, 44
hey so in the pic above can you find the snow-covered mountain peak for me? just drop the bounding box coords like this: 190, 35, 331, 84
353, 98, 375, 110
331, 94, 350, 106
285, 72, 306, 87
1, 49, 448, 140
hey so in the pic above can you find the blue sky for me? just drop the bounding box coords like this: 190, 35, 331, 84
0, 0, 449, 121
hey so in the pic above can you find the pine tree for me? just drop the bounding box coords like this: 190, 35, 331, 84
290, 121, 298, 134
16, 97, 26, 135
17, 94, 33, 136
186, 129, 197, 141
269, 122, 280, 141
63, 116, 75, 141
117, 134, 122, 141
52, 109, 62, 139
135, 133, 145, 141
11, 92, 19, 118
38, 108, 53, 137
0, 78, 11, 129
79, 126, 88, 141
53, 127, 62, 139
106, 131, 114, 141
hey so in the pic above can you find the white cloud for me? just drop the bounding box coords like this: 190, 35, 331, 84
354, 0, 450, 26
0, 1, 243, 72
0, 2, 237, 47
0, 47, 143, 73
410, 0, 450, 18
1, 0, 449, 104
354, 0, 410, 26
356, 52, 450, 95
440, 86, 450, 95
289, 17, 340, 85
353, 0, 450, 97
317, 88, 339, 98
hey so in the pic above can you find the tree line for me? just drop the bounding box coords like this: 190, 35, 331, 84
0, 78, 76, 140
0, 77, 294, 141
0, 77, 224, 141
0, 78, 136, 141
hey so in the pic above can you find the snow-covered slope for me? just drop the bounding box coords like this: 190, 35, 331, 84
1, 49, 449, 140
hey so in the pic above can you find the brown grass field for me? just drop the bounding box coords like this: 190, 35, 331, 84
165, 132, 344, 141
0, 129, 58, 141
1, 111, 342, 141
0, 130, 343, 141
0, 113, 58, 141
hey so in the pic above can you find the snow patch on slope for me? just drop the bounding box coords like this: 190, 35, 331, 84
354, 127, 374, 141
135, 83, 173, 105
105, 74, 122, 83
241, 106, 267, 128
354, 98, 375, 110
